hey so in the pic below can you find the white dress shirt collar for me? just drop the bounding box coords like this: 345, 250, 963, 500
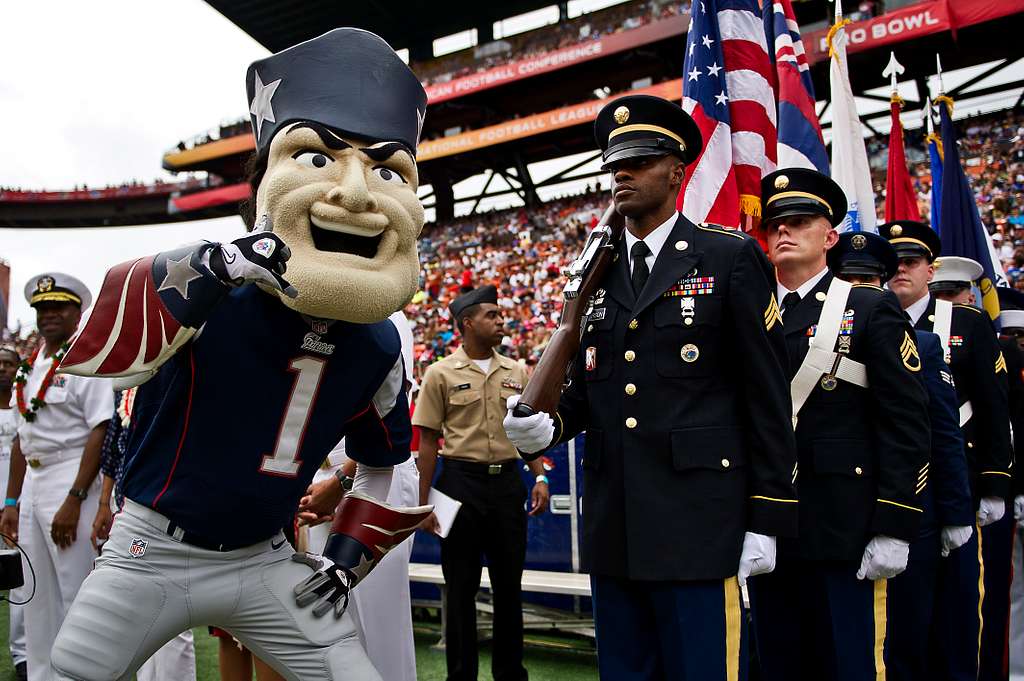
905, 292, 931, 324
624, 211, 678, 272
776, 266, 830, 306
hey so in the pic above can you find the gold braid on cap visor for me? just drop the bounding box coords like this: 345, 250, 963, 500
30, 291, 82, 306
888, 238, 934, 259
765, 191, 833, 217
608, 124, 686, 150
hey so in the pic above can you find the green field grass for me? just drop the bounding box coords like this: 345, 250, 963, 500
0, 600, 599, 680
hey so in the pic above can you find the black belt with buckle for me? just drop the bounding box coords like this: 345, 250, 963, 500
165, 521, 244, 552
442, 458, 519, 476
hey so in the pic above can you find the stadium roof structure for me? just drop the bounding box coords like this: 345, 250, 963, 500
205, 0, 562, 59
3, 0, 1022, 228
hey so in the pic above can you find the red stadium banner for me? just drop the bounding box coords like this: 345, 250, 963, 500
419, 79, 683, 161
805, 1, 951, 63
168, 182, 250, 213
423, 14, 687, 103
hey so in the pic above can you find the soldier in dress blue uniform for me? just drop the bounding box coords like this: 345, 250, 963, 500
748, 169, 930, 681
882, 222, 1012, 681
504, 94, 798, 681
827, 232, 975, 680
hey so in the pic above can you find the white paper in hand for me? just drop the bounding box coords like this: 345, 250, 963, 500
427, 488, 462, 538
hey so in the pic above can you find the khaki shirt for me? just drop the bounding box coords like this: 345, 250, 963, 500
413, 346, 528, 463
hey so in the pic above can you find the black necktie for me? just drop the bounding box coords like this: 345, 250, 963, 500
781, 291, 801, 323
631, 241, 651, 296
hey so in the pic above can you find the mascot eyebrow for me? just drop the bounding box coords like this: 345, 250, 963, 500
286, 122, 414, 163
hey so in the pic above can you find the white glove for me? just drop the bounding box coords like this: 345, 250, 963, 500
208, 229, 298, 299
940, 525, 973, 557
977, 496, 1006, 527
857, 535, 910, 580
737, 532, 776, 587
1014, 495, 1024, 527
503, 395, 554, 454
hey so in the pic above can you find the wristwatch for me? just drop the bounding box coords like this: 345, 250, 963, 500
334, 470, 354, 491
68, 487, 89, 500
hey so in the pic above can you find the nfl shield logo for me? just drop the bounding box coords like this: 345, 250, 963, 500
129, 538, 148, 558
312, 319, 329, 335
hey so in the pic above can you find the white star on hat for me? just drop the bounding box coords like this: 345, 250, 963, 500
158, 254, 202, 300
415, 107, 425, 145
249, 70, 282, 142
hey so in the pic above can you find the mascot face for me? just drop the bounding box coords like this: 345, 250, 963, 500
256, 121, 424, 323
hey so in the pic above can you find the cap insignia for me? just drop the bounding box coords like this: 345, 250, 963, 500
890, 224, 903, 237
851, 234, 867, 250
36, 276, 55, 293
613, 106, 630, 125
774, 175, 789, 190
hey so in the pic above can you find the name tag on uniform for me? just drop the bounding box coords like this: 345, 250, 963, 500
588, 307, 606, 321
454, 383, 471, 391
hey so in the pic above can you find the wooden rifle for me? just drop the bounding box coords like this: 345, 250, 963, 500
513, 204, 625, 426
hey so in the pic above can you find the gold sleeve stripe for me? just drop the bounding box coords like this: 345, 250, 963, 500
750, 495, 799, 504
764, 295, 782, 331
995, 353, 1007, 374
980, 470, 1012, 478
877, 498, 923, 513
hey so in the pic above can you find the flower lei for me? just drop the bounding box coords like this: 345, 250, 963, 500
14, 341, 69, 423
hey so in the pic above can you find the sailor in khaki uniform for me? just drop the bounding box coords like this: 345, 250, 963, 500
413, 285, 549, 681
0, 273, 113, 681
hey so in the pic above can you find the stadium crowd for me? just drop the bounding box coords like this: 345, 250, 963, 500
412, 0, 690, 85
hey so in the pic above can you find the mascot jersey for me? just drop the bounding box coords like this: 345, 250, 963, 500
59, 243, 411, 549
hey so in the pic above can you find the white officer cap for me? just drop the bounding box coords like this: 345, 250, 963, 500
929, 256, 984, 293
23, 272, 92, 310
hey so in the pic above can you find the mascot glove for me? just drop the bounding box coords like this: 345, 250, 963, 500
737, 532, 776, 588
857, 535, 909, 580
977, 496, 1006, 527
291, 553, 353, 619
940, 525, 973, 557
209, 232, 298, 298
503, 395, 554, 454
1014, 495, 1024, 528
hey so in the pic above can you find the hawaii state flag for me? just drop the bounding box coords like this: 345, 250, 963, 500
679, 0, 777, 231
764, 0, 828, 174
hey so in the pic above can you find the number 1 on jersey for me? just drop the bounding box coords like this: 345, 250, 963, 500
260, 356, 326, 477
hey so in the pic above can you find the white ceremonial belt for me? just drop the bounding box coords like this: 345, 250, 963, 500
24, 449, 81, 470
959, 400, 973, 428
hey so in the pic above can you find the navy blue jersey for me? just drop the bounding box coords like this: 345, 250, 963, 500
121, 286, 410, 547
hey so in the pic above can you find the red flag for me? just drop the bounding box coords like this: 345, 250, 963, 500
884, 96, 920, 221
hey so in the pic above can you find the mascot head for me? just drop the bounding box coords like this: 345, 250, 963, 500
243, 28, 427, 323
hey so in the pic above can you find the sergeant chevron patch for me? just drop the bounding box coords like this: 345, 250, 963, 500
764, 295, 782, 331
995, 352, 1007, 374
900, 331, 921, 372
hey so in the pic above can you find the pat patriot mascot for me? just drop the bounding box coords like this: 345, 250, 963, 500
49, 28, 432, 681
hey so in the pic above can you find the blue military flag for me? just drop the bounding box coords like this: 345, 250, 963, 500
925, 106, 943, 232
936, 96, 1006, 322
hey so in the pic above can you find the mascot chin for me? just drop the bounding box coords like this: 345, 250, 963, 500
51, 29, 431, 681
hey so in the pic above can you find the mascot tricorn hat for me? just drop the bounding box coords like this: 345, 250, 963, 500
246, 28, 427, 153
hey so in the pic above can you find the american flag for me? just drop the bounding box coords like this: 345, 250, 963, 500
764, 0, 828, 174
679, 0, 777, 230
